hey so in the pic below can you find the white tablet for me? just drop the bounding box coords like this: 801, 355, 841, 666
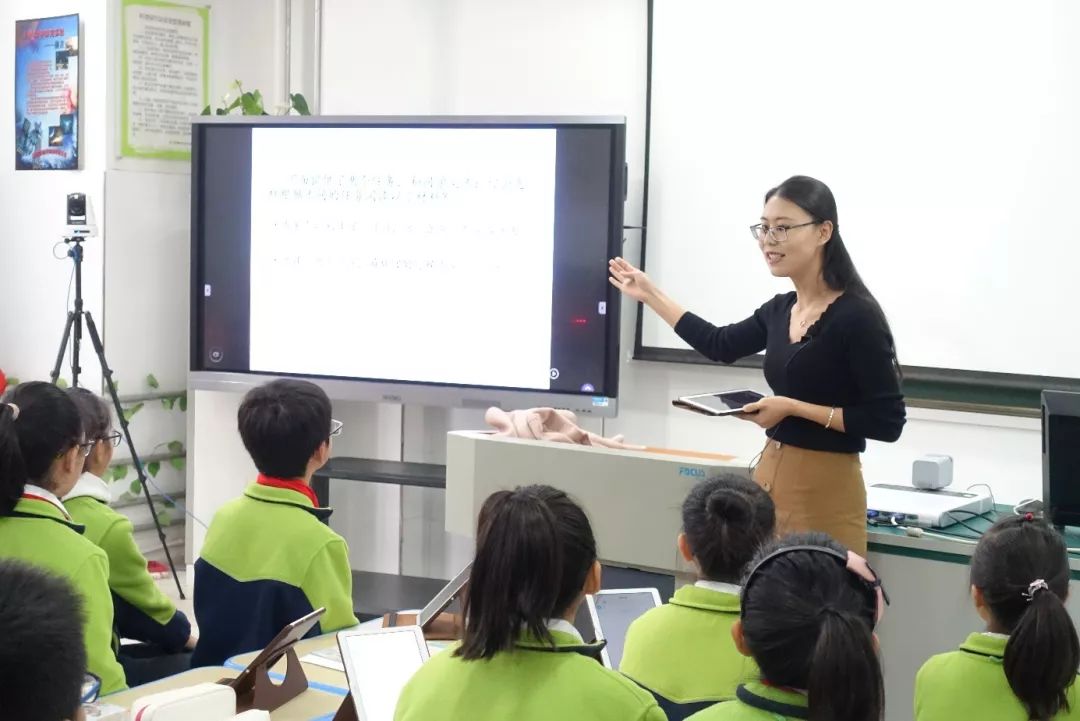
417, 562, 471, 629
586, 588, 662, 669
337, 626, 430, 721
673, 389, 765, 417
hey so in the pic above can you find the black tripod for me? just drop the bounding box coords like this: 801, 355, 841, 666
50, 237, 185, 599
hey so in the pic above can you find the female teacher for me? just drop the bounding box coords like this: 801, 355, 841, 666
610, 175, 905, 554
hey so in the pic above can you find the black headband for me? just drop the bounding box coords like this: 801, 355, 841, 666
742, 544, 885, 629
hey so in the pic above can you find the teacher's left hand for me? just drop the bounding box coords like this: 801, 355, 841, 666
740, 396, 795, 429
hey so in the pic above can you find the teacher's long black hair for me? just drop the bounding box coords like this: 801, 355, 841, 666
767, 175, 898, 364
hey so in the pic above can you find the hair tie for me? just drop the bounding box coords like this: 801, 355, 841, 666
1023, 579, 1050, 602
4, 403, 19, 421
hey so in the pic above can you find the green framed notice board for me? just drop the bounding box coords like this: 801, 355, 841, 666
120, 0, 209, 160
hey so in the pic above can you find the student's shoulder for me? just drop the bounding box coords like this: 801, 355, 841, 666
565, 653, 662, 711
686, 699, 749, 720
915, 649, 971, 687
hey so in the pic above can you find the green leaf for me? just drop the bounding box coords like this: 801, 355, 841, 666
179, 394, 188, 412
145, 373, 159, 389
6, 377, 19, 386
122, 402, 145, 422
167, 440, 184, 455
291, 93, 311, 116
201, 105, 211, 116
56, 378, 69, 389
147, 461, 161, 478
112, 464, 129, 482
170, 457, 186, 471
240, 91, 264, 116
157, 510, 172, 526
215, 107, 228, 116
163, 498, 176, 509
129, 479, 142, 495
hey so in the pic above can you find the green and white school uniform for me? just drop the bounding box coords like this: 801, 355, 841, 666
915, 632, 1080, 720
621, 580, 758, 718
395, 619, 666, 721
0, 485, 126, 694
687, 681, 809, 720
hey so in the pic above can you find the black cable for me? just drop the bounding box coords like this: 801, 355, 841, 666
943, 511, 987, 536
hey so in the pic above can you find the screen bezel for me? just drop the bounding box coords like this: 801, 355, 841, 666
190, 115, 625, 417
336, 625, 431, 720
417, 562, 471, 629
585, 587, 662, 668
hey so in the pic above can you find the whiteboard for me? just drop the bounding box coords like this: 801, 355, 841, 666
643, 0, 1080, 380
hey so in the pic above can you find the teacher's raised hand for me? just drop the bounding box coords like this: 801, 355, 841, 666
608, 257, 655, 302
609, 257, 686, 327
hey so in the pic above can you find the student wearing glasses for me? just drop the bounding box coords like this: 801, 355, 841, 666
192, 379, 358, 667
64, 388, 195, 685
610, 176, 905, 554
0, 381, 127, 694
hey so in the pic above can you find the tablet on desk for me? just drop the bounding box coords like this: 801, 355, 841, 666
337, 626, 430, 721
586, 588, 662, 669
673, 389, 765, 417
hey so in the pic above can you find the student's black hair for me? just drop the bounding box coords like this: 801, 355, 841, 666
740, 532, 885, 721
766, 175, 900, 370
970, 515, 1079, 721
237, 379, 333, 479
0, 382, 83, 515
67, 387, 111, 472
0, 559, 87, 721
682, 473, 775, 583
456, 484, 597, 661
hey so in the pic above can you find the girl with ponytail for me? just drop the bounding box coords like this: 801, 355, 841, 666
611, 175, 906, 555
621, 474, 776, 720
915, 516, 1080, 721
687, 532, 888, 721
395, 485, 665, 721
0, 381, 127, 693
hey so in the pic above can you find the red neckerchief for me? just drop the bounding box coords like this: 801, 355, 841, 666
256, 474, 320, 506
21, 492, 72, 520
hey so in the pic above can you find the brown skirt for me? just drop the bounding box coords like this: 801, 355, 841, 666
752, 441, 867, 555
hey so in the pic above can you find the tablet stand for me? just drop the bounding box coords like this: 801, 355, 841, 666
220, 645, 310, 712
333, 693, 359, 721
382, 611, 462, 641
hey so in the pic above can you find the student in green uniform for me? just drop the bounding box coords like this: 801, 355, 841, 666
0, 382, 126, 694
192, 379, 359, 666
395, 485, 666, 721
0, 560, 92, 721
915, 515, 1080, 721
621, 474, 775, 720
64, 388, 195, 686
688, 532, 888, 721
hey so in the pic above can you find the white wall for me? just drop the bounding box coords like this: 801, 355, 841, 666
1, 1, 106, 389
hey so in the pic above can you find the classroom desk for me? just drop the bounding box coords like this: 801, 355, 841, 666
865, 508, 1080, 721
102, 666, 345, 721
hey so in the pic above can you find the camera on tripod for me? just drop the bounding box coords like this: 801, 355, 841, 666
65, 192, 97, 239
